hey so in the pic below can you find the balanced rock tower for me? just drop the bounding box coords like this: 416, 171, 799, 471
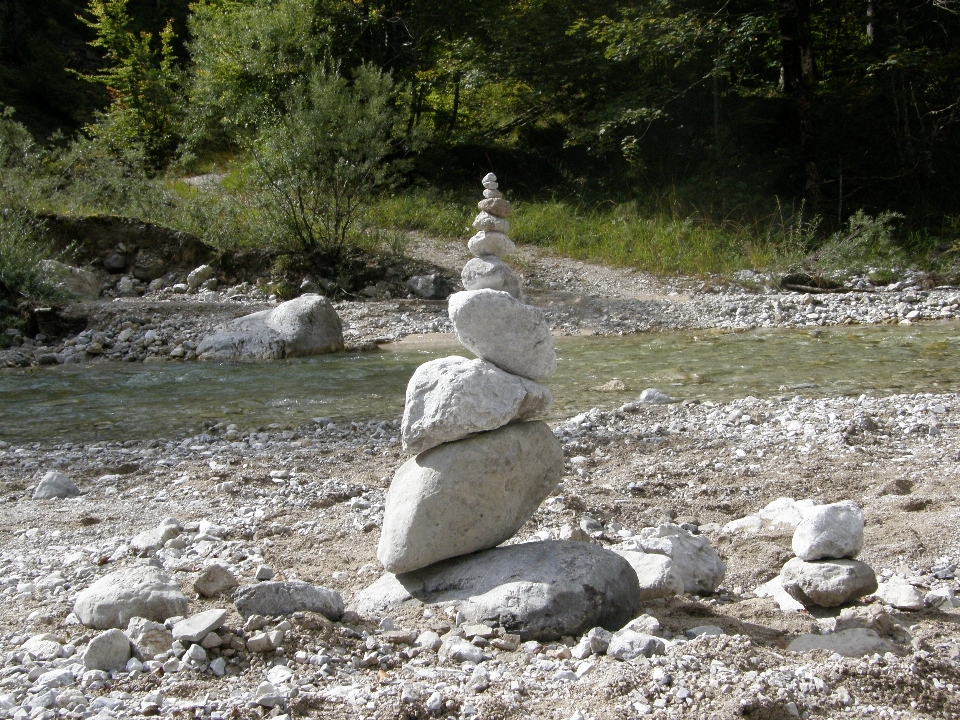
369, 174, 640, 640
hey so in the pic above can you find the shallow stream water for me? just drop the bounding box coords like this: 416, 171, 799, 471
2, 322, 959, 443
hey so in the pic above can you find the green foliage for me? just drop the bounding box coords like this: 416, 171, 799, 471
366, 191, 472, 239
249, 64, 402, 254
76, 0, 182, 167
806, 211, 906, 275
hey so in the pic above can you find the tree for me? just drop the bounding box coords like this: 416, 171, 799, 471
76, 0, 182, 167
250, 64, 401, 254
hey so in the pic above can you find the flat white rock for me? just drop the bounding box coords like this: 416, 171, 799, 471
787, 628, 894, 657
792, 500, 864, 560
461, 256, 522, 299
448, 289, 556, 381
875, 576, 925, 610
378, 421, 564, 574
402, 356, 553, 454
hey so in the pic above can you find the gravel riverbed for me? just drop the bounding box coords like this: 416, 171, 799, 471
1, 239, 959, 719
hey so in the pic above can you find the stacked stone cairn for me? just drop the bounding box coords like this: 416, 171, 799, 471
373, 174, 641, 640
779, 500, 879, 607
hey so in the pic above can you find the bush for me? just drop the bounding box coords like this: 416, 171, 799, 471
249, 64, 402, 254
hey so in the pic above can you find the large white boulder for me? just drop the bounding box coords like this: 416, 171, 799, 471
780, 557, 878, 607
358, 541, 640, 641
461, 256, 522, 298
197, 294, 343, 360
401, 356, 552, 455
792, 500, 864, 561
74, 566, 188, 629
378, 421, 564, 574
616, 524, 726, 595
448, 290, 556, 380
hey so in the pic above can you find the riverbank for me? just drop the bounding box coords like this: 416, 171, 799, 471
2, 237, 959, 369
0, 390, 958, 719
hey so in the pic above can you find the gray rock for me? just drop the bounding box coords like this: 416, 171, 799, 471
407, 274, 451, 300
468, 231, 516, 258
187, 265, 215, 289
875, 576, 925, 610
401, 356, 553, 455
441, 640, 484, 664
21, 635, 62, 661
82, 629, 131, 671
617, 524, 725, 595
32, 471, 80, 500
130, 523, 180, 555
172, 609, 228, 644
461, 256, 522, 299
197, 295, 343, 360
477, 197, 510, 218
611, 548, 684, 600
74, 566, 189, 629
233, 581, 343, 619
126, 617, 172, 660
360, 541, 640, 641
472, 211, 509, 234
792, 500, 864, 561
40, 260, 99, 300
787, 628, 895, 657
378, 421, 564, 574
448, 290, 556, 381
606, 630, 666, 660
685, 625, 724, 638
925, 586, 960, 610
780, 557, 878, 607
103, 252, 127, 272
193, 563, 238, 597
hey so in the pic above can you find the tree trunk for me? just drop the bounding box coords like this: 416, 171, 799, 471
779, 0, 823, 210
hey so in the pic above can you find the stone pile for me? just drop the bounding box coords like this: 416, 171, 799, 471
779, 500, 879, 607
374, 174, 640, 638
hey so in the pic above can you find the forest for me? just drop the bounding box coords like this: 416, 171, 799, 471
2, 0, 960, 314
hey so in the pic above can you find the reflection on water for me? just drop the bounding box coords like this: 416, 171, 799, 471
2, 321, 960, 443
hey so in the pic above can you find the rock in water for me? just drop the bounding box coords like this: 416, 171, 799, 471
360, 541, 640, 640
448, 290, 556, 381
611, 548, 684, 600
32, 471, 80, 500
780, 557, 878, 607
792, 500, 864, 561
233, 580, 344, 619
468, 231, 516, 258
74, 566, 188, 629
461, 256, 522, 299
616, 524, 726, 594
401, 356, 553, 454
378, 421, 564, 574
196, 294, 343, 360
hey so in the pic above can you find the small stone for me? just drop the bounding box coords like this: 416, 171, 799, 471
172, 609, 227, 644
685, 625, 724, 638
780, 557, 878, 607
21, 635, 63, 661
606, 630, 665, 660
482, 172, 498, 184
126, 617, 173, 660
461, 256, 522, 298
926, 586, 960, 610
415, 630, 442, 651
442, 640, 484, 664
193, 563, 238, 597
792, 500, 864, 561
233, 580, 344, 619
611, 548, 684, 600
477, 197, 510, 218
256, 565, 275, 581
876, 576, 925, 610
638, 388, 675, 404
130, 524, 180, 555
83, 629, 131, 671
787, 628, 895, 657
472, 211, 510, 234
32, 471, 80, 500
209, 657, 227, 676
468, 231, 516, 258
187, 265, 214, 289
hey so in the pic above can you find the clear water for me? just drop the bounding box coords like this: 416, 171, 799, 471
2, 322, 959, 444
